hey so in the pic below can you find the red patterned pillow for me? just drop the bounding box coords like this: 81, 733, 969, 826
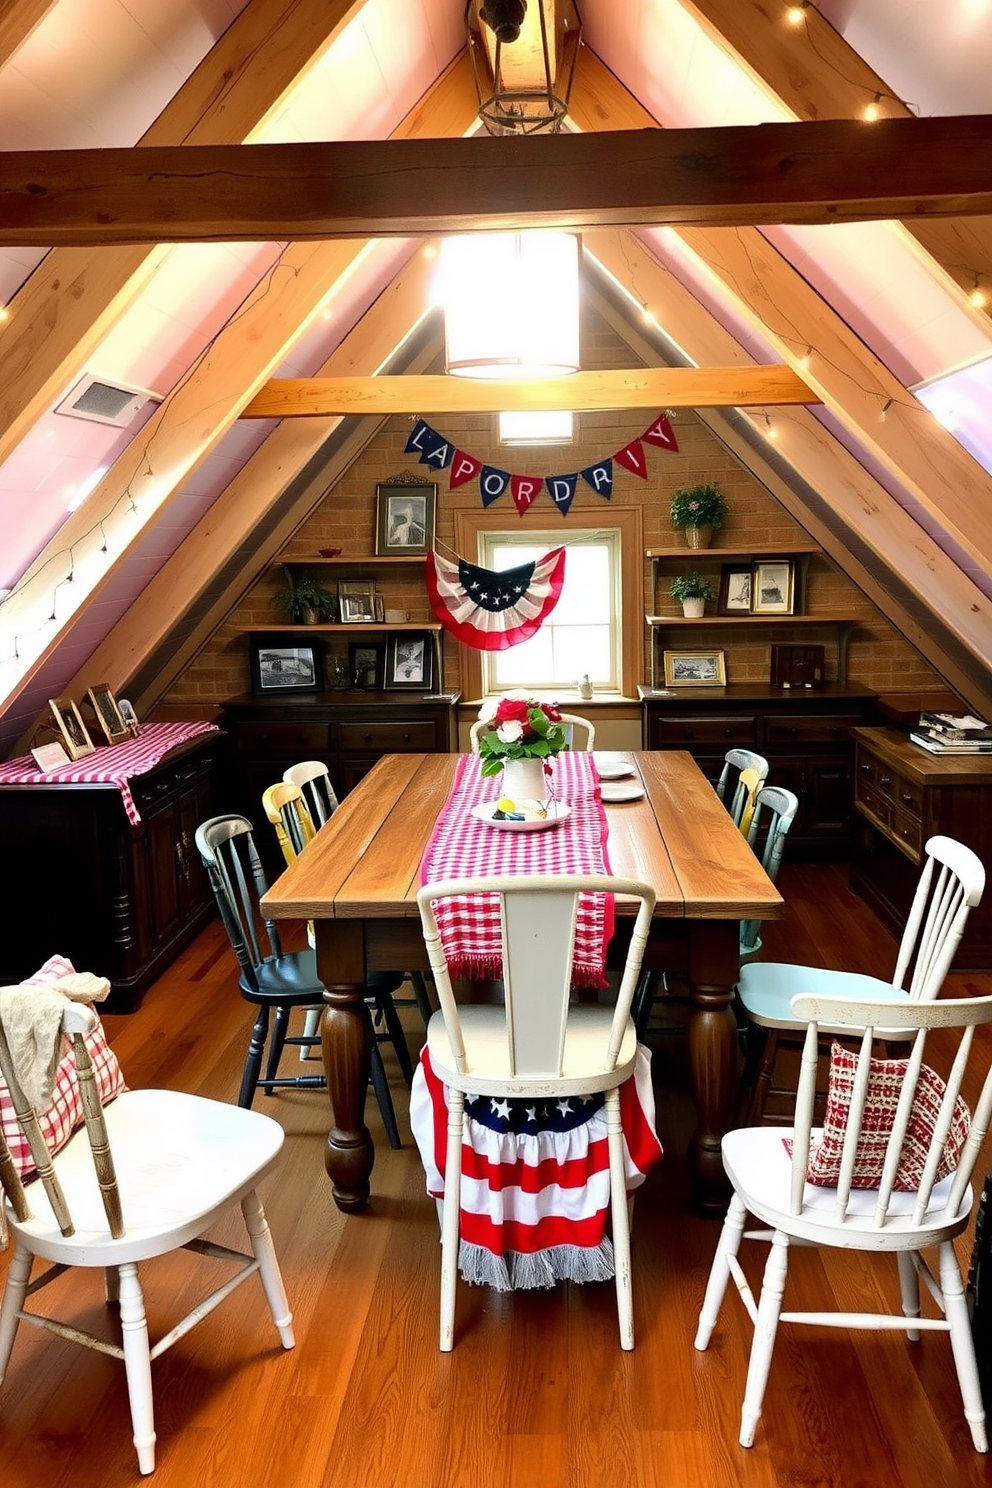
0, 955, 127, 1181
805, 1041, 970, 1191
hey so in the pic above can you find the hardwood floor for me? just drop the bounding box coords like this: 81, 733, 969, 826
3, 863, 992, 1487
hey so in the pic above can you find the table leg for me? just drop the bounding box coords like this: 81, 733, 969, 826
686, 920, 740, 1217
314, 923, 375, 1212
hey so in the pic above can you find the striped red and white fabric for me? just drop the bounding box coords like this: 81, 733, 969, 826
0, 721, 218, 825
410, 1043, 662, 1289
0, 955, 126, 1181
419, 751, 614, 988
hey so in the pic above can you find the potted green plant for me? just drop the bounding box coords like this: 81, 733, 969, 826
669, 484, 728, 549
670, 570, 717, 618
275, 576, 337, 624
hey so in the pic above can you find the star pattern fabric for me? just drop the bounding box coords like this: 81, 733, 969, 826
425, 547, 566, 651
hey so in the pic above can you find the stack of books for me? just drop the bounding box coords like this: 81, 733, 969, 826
910, 711, 992, 755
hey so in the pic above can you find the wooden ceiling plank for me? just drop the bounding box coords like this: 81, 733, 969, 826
2, 113, 992, 246
680, 0, 992, 322
0, 0, 368, 473
567, 54, 992, 581
0, 61, 481, 712
0, 0, 59, 67
586, 230, 992, 714
57, 256, 438, 720
241, 366, 816, 417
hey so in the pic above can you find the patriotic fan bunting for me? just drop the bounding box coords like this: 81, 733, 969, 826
405, 414, 678, 514
425, 547, 566, 651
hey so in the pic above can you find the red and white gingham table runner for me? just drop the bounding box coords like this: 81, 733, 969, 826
419, 752, 614, 987
0, 721, 219, 826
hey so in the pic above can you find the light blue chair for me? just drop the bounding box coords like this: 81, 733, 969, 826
715, 748, 769, 830
737, 833, 986, 1124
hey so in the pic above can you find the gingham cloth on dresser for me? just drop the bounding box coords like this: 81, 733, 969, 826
0, 721, 219, 825
419, 751, 614, 987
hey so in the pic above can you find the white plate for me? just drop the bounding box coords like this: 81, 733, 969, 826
600, 781, 645, 803
470, 801, 571, 832
596, 761, 636, 780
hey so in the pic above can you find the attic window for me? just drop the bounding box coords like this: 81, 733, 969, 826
55, 375, 160, 428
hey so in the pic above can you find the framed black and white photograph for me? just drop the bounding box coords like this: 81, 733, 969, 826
337, 579, 377, 624
374, 482, 436, 557
663, 650, 727, 688
86, 682, 130, 745
717, 562, 753, 615
751, 559, 795, 615
384, 631, 433, 691
249, 638, 323, 695
348, 640, 385, 689
48, 696, 97, 759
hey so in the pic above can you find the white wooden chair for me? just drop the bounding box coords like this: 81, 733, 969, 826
0, 1001, 294, 1475
738, 834, 985, 1124
469, 712, 596, 753
416, 872, 656, 1352
695, 992, 992, 1453
715, 748, 769, 831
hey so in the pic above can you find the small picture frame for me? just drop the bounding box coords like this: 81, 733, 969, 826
349, 640, 385, 689
86, 682, 130, 745
717, 563, 753, 615
249, 638, 323, 695
374, 482, 436, 557
663, 650, 727, 688
384, 631, 433, 691
337, 579, 377, 624
48, 696, 97, 759
751, 559, 795, 615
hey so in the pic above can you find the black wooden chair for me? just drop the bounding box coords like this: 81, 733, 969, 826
194, 813, 404, 1145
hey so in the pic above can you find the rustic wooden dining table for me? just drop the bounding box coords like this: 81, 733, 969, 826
259, 750, 783, 1216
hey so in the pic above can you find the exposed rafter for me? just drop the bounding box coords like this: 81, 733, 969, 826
0, 0, 57, 67
0, 0, 368, 473
680, 0, 992, 324
2, 114, 992, 246
241, 366, 816, 418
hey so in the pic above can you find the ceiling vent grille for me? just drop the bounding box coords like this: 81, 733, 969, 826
55, 374, 161, 428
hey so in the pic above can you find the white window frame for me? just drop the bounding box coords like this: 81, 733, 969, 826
453, 507, 643, 702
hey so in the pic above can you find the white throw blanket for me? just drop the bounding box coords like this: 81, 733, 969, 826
0, 972, 110, 1111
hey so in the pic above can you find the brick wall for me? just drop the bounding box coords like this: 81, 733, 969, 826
161, 309, 942, 711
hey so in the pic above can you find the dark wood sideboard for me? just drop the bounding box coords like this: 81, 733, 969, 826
221, 689, 460, 869
849, 726, 992, 968
641, 682, 878, 856
0, 733, 223, 1007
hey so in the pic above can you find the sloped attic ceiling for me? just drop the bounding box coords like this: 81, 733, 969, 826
0, 0, 991, 754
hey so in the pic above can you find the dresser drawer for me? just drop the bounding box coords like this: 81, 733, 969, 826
336, 720, 437, 752
766, 714, 863, 746
653, 714, 757, 747
891, 806, 923, 860
856, 778, 892, 830
236, 722, 330, 755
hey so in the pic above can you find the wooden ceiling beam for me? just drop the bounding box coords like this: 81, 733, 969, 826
0, 60, 481, 713
2, 114, 992, 247
585, 230, 992, 715
241, 366, 815, 418
0, 0, 58, 67
568, 52, 992, 579
0, 0, 368, 473
680, 0, 992, 323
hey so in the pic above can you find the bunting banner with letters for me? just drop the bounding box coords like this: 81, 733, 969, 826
405, 413, 678, 516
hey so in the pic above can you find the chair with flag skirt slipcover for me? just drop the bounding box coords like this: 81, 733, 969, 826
469, 712, 596, 754
416, 872, 656, 1352
695, 991, 992, 1453
0, 999, 294, 1475
737, 834, 985, 1124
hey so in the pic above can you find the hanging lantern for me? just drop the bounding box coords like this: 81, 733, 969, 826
466, 0, 582, 137
441, 232, 581, 380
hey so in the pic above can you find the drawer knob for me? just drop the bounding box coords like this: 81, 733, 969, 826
879, 774, 891, 786
786, 726, 797, 736
402, 732, 411, 742
861, 763, 871, 773
684, 728, 694, 739
363, 733, 372, 742
901, 792, 914, 804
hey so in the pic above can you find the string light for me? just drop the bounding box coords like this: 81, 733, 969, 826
970, 274, 988, 310
786, 1, 809, 23
762, 411, 778, 441
0, 305, 9, 323
879, 398, 892, 423
863, 93, 882, 122
797, 347, 812, 370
